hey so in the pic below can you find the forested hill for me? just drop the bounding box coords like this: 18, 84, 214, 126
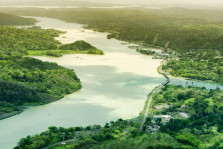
0, 13, 36, 26
2, 8, 223, 53
0, 13, 101, 118
0, 25, 82, 118
2, 8, 222, 83
0, 12, 104, 118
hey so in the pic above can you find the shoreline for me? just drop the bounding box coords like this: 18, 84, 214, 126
0, 88, 82, 121
139, 60, 170, 131
0, 111, 23, 120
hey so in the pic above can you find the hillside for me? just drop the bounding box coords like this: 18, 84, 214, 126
0, 13, 36, 26
0, 14, 103, 119
0, 25, 82, 118
2, 8, 222, 83
2, 8, 223, 52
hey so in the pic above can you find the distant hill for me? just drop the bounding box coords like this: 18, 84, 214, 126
0, 0, 126, 7
0, 13, 36, 26
1, 0, 223, 9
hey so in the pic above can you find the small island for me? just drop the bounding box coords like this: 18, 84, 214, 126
28, 40, 104, 57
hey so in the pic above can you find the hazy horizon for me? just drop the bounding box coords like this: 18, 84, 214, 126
1, 0, 223, 9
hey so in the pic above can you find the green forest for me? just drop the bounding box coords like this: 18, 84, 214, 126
163, 49, 223, 83
14, 85, 223, 149
2, 8, 223, 52
1, 8, 223, 83
152, 85, 223, 148
0, 13, 103, 118
0, 13, 37, 26
1, 8, 223, 149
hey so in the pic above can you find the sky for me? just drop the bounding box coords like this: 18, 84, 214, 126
1, 0, 223, 9
77, 0, 223, 4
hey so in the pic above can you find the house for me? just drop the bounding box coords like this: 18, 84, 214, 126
179, 112, 190, 118
151, 128, 158, 134
153, 115, 172, 120
152, 115, 173, 125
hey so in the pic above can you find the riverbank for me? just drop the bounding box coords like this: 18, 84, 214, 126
139, 59, 170, 130
27, 49, 104, 57
0, 17, 164, 149
0, 111, 22, 120
1, 16, 223, 149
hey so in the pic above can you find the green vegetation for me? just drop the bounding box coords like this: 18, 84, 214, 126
0, 21, 103, 58
2, 8, 223, 83
0, 101, 20, 115
163, 49, 223, 83
2, 8, 223, 148
0, 26, 61, 57
0, 13, 36, 26
14, 119, 182, 149
0, 25, 82, 108
136, 49, 155, 56
0, 13, 103, 118
15, 85, 223, 149
59, 40, 104, 55
152, 85, 223, 148
26, 40, 104, 57
3, 8, 223, 52
0, 56, 82, 116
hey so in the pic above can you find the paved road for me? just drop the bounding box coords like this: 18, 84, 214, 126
42, 139, 74, 149
140, 86, 161, 131
140, 61, 170, 131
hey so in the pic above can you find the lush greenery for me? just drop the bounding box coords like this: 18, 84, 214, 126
3, 8, 223, 53
27, 40, 104, 57
163, 49, 223, 83
3, 8, 223, 83
0, 26, 61, 58
0, 25, 103, 59
2, 8, 223, 148
0, 16, 93, 116
0, 18, 103, 116
15, 118, 183, 149
59, 40, 104, 55
0, 57, 81, 102
152, 85, 223, 148
0, 13, 36, 26
0, 101, 20, 115
27, 41, 104, 57
15, 85, 223, 149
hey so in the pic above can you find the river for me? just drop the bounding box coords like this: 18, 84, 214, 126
0, 17, 222, 149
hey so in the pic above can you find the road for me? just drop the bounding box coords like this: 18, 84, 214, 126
140, 61, 170, 131
42, 139, 74, 149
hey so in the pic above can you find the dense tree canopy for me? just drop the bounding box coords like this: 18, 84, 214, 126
0, 13, 36, 26
153, 85, 223, 148
3, 8, 223, 53
0, 14, 83, 116
3, 8, 223, 83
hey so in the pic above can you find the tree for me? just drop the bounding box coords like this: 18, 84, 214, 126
175, 133, 200, 147
155, 118, 162, 125
48, 126, 58, 133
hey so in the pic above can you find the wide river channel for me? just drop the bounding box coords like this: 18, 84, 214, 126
0, 17, 223, 149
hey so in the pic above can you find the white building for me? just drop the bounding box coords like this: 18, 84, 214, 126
153, 115, 172, 120
179, 112, 190, 118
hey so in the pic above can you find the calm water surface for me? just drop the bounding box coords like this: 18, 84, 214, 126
0, 17, 222, 149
